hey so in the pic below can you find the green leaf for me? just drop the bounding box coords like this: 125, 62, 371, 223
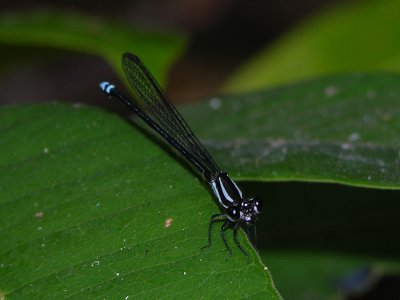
2, 72, 399, 298
0, 11, 186, 84
225, 0, 400, 92
182, 72, 400, 189
0, 103, 281, 299
262, 251, 400, 300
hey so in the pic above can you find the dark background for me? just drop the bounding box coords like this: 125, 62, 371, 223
0, 0, 350, 108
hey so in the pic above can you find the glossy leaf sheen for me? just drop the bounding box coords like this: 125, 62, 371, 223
225, 0, 400, 92
0, 103, 280, 299
0, 11, 185, 84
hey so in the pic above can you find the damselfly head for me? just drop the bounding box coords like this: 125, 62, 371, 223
240, 196, 263, 225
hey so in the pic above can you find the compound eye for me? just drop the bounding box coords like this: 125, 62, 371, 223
251, 197, 263, 213
226, 206, 241, 221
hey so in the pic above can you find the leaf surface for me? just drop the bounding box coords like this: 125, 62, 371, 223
183, 73, 400, 189
0, 103, 281, 299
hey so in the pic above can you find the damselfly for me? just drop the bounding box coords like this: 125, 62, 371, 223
100, 53, 262, 258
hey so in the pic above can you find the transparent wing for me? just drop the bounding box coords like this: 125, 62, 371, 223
122, 52, 221, 179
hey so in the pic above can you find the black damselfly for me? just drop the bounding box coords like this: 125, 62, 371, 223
99, 53, 262, 259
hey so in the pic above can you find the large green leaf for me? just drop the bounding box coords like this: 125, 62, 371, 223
225, 0, 400, 92
1, 72, 399, 298
0, 11, 185, 84
0, 103, 281, 299
183, 72, 400, 189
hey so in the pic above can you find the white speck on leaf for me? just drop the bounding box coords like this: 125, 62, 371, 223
348, 132, 360, 142
324, 86, 338, 97
209, 97, 221, 110
91, 260, 100, 267
341, 143, 352, 150
43, 147, 49, 154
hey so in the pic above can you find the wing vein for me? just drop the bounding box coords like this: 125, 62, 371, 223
122, 53, 221, 179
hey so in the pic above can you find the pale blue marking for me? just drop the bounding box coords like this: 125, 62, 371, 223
99, 81, 115, 94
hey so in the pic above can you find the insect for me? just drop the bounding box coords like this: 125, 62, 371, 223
99, 53, 262, 258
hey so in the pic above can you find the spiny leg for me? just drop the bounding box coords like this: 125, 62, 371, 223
201, 213, 226, 250
221, 220, 232, 256
233, 223, 250, 261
